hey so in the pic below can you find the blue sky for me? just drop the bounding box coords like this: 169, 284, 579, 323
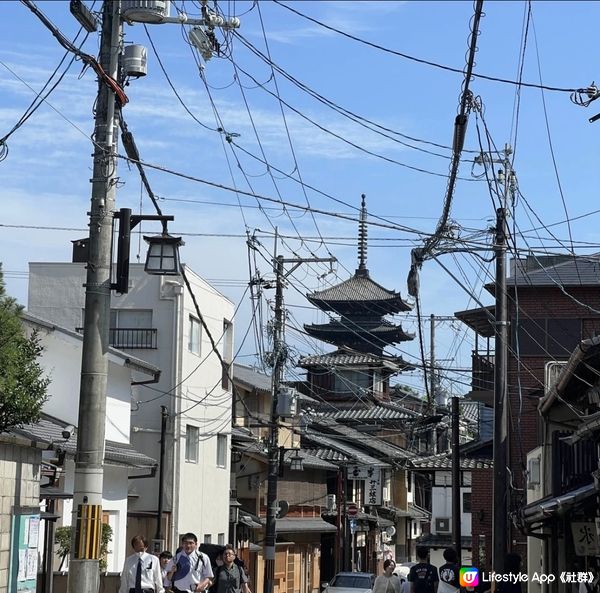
2, 1, 600, 398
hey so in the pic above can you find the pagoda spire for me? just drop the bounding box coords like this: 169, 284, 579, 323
357, 193, 369, 277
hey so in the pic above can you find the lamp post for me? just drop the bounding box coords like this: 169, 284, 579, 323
68, 6, 183, 593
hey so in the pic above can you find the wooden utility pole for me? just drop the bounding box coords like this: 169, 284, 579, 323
492, 144, 515, 573
263, 252, 335, 593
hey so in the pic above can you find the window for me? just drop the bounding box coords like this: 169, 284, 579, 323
221, 319, 233, 390
217, 434, 227, 468
185, 425, 199, 463
189, 316, 201, 354
105, 309, 156, 349
462, 492, 472, 513
514, 318, 580, 357
218, 533, 225, 545
204, 534, 212, 544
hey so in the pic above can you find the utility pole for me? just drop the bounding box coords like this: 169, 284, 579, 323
155, 405, 168, 544
492, 144, 514, 574
263, 253, 335, 593
451, 396, 461, 563
68, 3, 121, 593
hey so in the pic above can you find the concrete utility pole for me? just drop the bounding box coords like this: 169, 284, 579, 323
492, 144, 515, 574
67, 3, 121, 593
263, 253, 335, 593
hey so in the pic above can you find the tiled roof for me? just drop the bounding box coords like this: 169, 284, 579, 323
487, 255, 600, 292
408, 503, 430, 519
302, 433, 389, 467
409, 453, 493, 470
302, 448, 349, 463
307, 274, 412, 309
231, 425, 257, 443
275, 517, 338, 533
233, 363, 271, 394
10, 414, 157, 469
298, 349, 413, 370
417, 533, 472, 548
235, 440, 338, 471
304, 321, 414, 344
317, 402, 417, 421
309, 418, 413, 462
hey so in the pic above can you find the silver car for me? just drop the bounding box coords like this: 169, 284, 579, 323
324, 572, 375, 593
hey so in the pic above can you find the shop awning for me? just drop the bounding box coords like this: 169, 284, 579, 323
276, 518, 337, 533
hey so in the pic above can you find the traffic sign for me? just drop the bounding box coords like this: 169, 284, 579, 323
347, 502, 358, 517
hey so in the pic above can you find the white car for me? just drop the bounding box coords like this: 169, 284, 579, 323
393, 563, 416, 581
324, 572, 375, 593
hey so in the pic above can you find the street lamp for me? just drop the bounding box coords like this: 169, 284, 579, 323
144, 234, 183, 275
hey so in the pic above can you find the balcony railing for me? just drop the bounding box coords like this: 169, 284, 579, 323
76, 327, 157, 349
472, 351, 494, 391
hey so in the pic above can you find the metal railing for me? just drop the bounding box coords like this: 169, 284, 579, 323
76, 327, 157, 349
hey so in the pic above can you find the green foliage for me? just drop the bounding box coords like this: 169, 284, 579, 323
55, 523, 114, 572
0, 264, 50, 433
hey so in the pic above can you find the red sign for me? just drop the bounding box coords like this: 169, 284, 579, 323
346, 502, 358, 517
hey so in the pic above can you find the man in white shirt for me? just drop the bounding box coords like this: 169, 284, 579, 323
167, 532, 213, 593
119, 535, 164, 593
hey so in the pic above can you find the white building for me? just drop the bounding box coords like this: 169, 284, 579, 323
27, 260, 235, 550
19, 312, 159, 572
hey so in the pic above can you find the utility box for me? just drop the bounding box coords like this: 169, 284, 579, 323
121, 1, 170, 23
276, 387, 298, 418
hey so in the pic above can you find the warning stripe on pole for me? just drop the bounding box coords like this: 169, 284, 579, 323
74, 504, 102, 560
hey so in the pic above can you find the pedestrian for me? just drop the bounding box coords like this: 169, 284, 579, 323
373, 559, 403, 593
119, 535, 164, 593
167, 532, 213, 593
408, 546, 439, 593
210, 545, 251, 593
438, 548, 460, 593
159, 551, 173, 593
497, 553, 524, 593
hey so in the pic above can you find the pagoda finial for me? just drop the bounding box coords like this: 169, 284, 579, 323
357, 193, 368, 276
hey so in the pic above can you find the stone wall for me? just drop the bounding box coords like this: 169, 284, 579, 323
0, 437, 42, 593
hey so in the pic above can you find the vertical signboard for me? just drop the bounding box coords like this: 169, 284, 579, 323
8, 507, 40, 593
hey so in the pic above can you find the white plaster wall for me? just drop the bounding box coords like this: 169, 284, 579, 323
22, 318, 132, 444
28, 261, 235, 545
431, 485, 471, 534
175, 266, 233, 541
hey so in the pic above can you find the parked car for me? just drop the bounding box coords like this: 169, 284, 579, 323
323, 572, 375, 593
393, 563, 416, 581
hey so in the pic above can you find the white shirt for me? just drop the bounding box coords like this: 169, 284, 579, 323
167, 549, 214, 592
119, 551, 165, 593
162, 567, 172, 588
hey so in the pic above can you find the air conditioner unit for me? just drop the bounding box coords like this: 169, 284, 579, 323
381, 532, 391, 543
545, 361, 567, 394
435, 517, 451, 533
527, 458, 541, 489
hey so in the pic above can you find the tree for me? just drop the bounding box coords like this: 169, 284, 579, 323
55, 524, 113, 572
0, 264, 49, 432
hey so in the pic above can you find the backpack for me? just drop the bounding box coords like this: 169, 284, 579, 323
209, 563, 243, 593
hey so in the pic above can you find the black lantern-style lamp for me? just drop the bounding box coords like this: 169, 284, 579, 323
143, 233, 183, 275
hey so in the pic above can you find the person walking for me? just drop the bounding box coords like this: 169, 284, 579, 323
408, 546, 439, 593
159, 551, 173, 593
438, 548, 460, 593
119, 535, 164, 593
210, 545, 251, 593
168, 532, 213, 593
373, 560, 403, 593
